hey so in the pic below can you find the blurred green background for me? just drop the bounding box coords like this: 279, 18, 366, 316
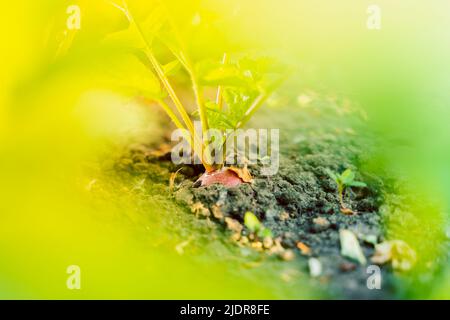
0, 0, 449, 299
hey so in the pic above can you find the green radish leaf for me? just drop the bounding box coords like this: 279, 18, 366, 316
222, 87, 259, 127
325, 169, 338, 181
238, 56, 279, 82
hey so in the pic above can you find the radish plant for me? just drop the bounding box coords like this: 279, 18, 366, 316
106, 0, 286, 186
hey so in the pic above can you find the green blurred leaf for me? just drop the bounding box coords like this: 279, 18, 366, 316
325, 168, 338, 182
238, 56, 281, 82
103, 2, 167, 50
95, 53, 165, 100
163, 60, 181, 75
340, 229, 367, 265
204, 101, 235, 129
259, 228, 273, 239
222, 87, 258, 127
340, 169, 355, 184
196, 60, 246, 86
348, 181, 367, 188
244, 211, 273, 239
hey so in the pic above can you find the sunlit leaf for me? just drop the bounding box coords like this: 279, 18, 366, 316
163, 60, 181, 76
340, 169, 355, 184
94, 52, 165, 100
348, 181, 367, 188
196, 60, 246, 86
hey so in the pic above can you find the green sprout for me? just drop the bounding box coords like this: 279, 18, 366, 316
244, 212, 273, 238
326, 168, 367, 215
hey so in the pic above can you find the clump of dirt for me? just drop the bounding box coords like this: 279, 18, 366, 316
120, 93, 402, 299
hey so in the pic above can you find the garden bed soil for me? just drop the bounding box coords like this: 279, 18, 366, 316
120, 98, 415, 299
169, 138, 395, 299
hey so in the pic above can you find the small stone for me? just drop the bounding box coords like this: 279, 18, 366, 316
312, 217, 330, 232
251, 241, 263, 251
279, 211, 290, 221
308, 258, 322, 277
268, 237, 285, 255
211, 205, 224, 220
280, 249, 295, 261
340, 207, 355, 215
225, 217, 243, 234
215, 189, 228, 206
239, 236, 249, 245
360, 234, 378, 246
371, 240, 416, 271
283, 231, 295, 241
313, 216, 330, 227
263, 236, 274, 249
339, 229, 367, 265
266, 209, 278, 220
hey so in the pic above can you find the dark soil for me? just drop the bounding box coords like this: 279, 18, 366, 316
171, 142, 396, 299
156, 97, 399, 299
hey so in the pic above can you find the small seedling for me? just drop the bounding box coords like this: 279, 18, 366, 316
326, 168, 366, 215
244, 212, 273, 238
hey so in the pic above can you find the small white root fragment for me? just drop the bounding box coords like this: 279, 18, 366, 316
308, 258, 322, 277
